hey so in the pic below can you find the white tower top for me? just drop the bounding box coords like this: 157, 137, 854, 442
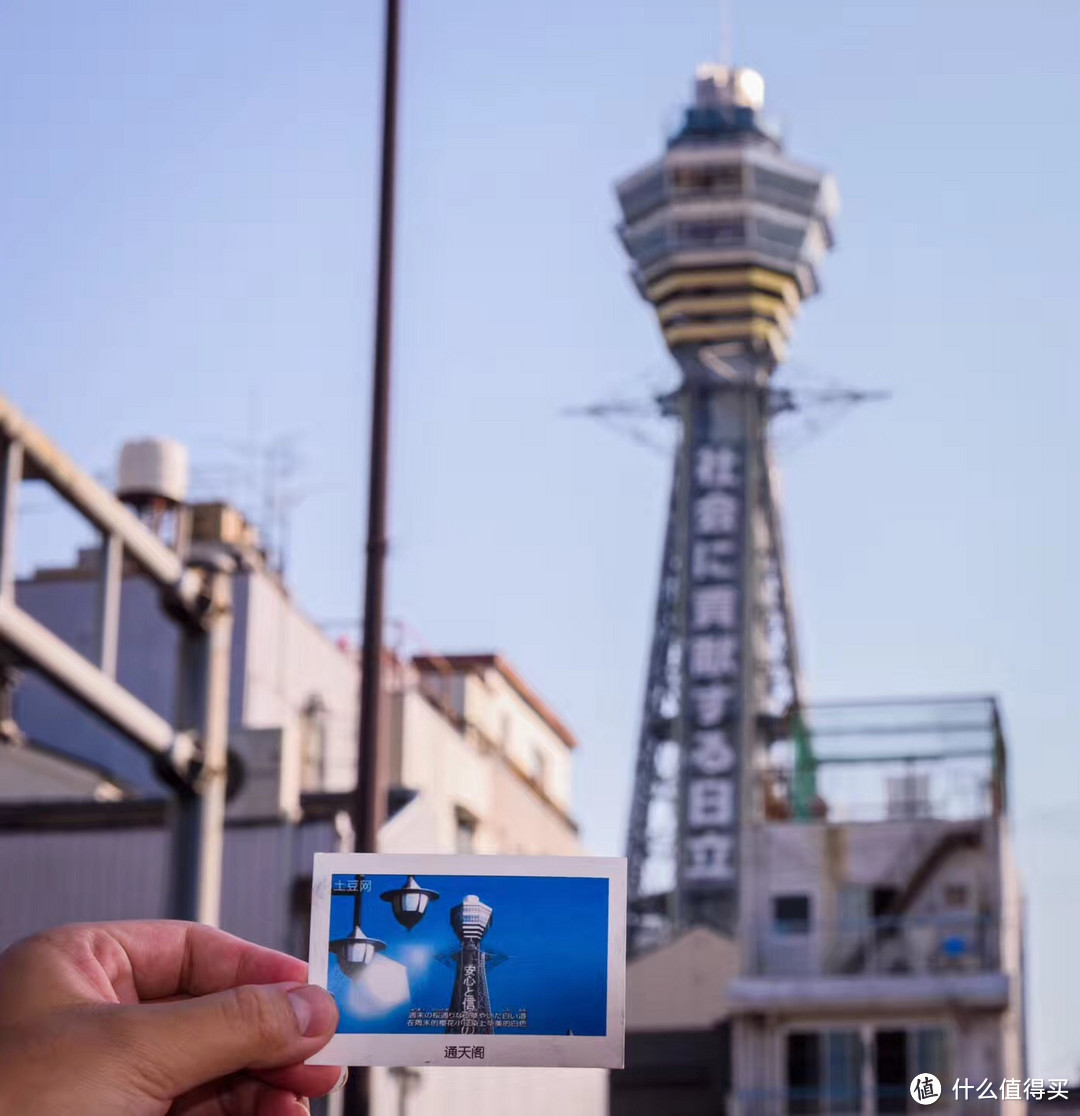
694, 64, 766, 111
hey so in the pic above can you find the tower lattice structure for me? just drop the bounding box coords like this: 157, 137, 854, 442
447, 893, 495, 1034
615, 64, 838, 955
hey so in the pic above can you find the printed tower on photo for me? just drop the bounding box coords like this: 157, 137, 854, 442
615, 64, 838, 952
447, 894, 495, 1034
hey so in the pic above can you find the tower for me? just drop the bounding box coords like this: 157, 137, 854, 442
616, 65, 838, 954
447, 893, 495, 1034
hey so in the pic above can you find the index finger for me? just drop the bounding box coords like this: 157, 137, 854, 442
15, 920, 308, 1007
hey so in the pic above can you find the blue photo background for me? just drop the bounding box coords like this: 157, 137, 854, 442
328, 873, 609, 1036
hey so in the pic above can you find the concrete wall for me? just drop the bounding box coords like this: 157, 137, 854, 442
13, 566, 359, 797
0, 743, 121, 800
371, 1066, 608, 1116
626, 927, 740, 1031
996, 820, 1027, 1115
239, 572, 357, 792
390, 688, 495, 852
744, 819, 1000, 976
0, 817, 339, 956
388, 679, 580, 859
460, 667, 574, 812
14, 574, 183, 791
487, 754, 580, 857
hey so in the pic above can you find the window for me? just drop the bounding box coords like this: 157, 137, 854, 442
752, 167, 818, 213
528, 744, 547, 790
872, 886, 900, 940
786, 1031, 862, 1115
676, 218, 745, 247
913, 1028, 947, 1083
774, 894, 811, 935
944, 883, 968, 908
787, 1032, 819, 1115
626, 224, 669, 265
299, 695, 328, 791
619, 171, 666, 221
874, 1031, 907, 1114
672, 163, 743, 195
874, 1028, 947, 1113
455, 807, 477, 854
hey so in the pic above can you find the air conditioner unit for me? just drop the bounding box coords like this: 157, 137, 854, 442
885, 772, 931, 819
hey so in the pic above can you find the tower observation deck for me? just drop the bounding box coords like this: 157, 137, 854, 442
615, 65, 838, 953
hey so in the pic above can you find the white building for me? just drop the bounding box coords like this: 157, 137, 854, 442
612, 697, 1027, 1116
726, 699, 1026, 1116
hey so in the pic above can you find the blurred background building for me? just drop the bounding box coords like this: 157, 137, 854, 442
0, 430, 606, 1116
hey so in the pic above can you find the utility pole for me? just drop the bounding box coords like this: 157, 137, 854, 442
346, 1, 401, 1113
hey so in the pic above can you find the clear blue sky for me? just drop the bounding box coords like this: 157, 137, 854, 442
1, 0, 1078, 1079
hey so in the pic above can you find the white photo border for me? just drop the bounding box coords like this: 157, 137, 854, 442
306, 852, 627, 1068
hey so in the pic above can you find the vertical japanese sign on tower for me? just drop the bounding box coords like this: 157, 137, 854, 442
682, 426, 745, 904
615, 61, 837, 950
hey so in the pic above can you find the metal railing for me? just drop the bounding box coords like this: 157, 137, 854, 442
762, 696, 1007, 824
0, 395, 234, 924
746, 914, 1000, 977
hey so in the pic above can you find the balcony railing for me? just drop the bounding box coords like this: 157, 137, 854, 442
746, 914, 1000, 978
762, 696, 1007, 825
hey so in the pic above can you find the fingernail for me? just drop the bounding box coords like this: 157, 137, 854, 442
287, 985, 337, 1037
330, 1067, 349, 1094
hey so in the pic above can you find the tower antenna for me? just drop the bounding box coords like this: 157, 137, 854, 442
719, 0, 734, 68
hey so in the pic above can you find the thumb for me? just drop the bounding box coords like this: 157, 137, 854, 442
104, 982, 338, 1101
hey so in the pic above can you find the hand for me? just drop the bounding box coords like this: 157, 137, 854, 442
0, 920, 345, 1115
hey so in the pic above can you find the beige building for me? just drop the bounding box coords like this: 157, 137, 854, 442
364, 652, 607, 1116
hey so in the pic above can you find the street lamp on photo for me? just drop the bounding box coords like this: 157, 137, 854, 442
380, 875, 440, 930
330, 876, 387, 978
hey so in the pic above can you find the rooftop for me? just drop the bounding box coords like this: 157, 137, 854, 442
764, 695, 1008, 825
412, 652, 579, 752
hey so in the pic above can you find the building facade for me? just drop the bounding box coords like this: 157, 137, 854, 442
729, 698, 1026, 1116
0, 461, 605, 1116
612, 697, 1027, 1116
371, 653, 605, 1116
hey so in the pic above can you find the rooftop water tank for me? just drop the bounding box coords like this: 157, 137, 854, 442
116, 438, 189, 506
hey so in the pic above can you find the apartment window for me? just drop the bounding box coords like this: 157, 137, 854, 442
873, 1028, 947, 1114
455, 807, 477, 854
774, 894, 811, 935
872, 886, 901, 940
786, 1030, 862, 1115
299, 694, 328, 792
913, 1028, 947, 1083
874, 1031, 907, 1114
529, 744, 547, 790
